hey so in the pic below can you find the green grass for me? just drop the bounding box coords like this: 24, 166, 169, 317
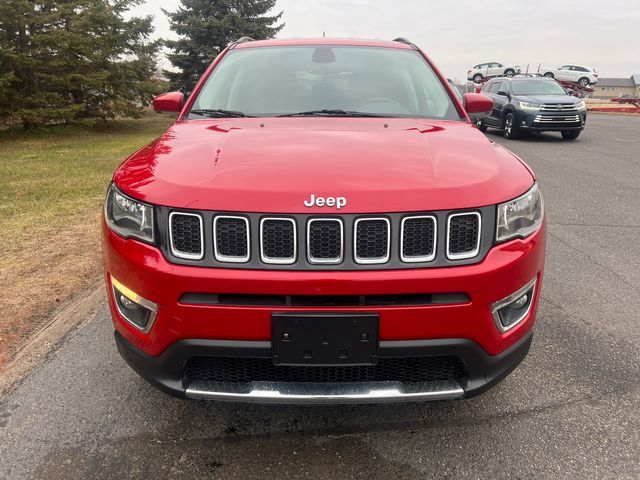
0, 114, 173, 241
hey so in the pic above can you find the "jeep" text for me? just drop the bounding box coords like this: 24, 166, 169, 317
303, 194, 347, 209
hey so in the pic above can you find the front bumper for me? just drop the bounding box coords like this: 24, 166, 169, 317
103, 218, 545, 402
518, 110, 587, 132
115, 328, 533, 403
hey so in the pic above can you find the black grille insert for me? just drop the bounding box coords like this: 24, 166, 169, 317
308, 219, 342, 263
261, 218, 295, 262
355, 218, 389, 262
180, 292, 469, 307
169, 213, 203, 259
215, 216, 249, 261
402, 216, 436, 261
448, 213, 480, 258
185, 355, 465, 384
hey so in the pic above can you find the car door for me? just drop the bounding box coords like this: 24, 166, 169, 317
482, 81, 501, 126
488, 63, 501, 77
557, 65, 572, 82
493, 80, 510, 122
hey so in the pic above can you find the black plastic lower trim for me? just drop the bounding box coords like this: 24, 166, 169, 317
114, 330, 533, 401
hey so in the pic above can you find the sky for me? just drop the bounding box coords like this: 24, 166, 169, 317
130, 0, 640, 81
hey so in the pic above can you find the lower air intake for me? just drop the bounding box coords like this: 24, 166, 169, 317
184, 355, 465, 384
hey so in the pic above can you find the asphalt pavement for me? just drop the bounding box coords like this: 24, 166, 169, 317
2, 114, 640, 479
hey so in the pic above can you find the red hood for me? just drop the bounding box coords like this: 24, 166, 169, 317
114, 118, 534, 213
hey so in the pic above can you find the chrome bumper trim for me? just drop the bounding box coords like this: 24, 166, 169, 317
185, 380, 464, 404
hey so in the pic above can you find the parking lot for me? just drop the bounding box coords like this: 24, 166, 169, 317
1, 113, 639, 479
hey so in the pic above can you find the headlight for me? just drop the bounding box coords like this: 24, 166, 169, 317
105, 184, 155, 243
496, 183, 543, 242
575, 101, 586, 110
518, 101, 541, 110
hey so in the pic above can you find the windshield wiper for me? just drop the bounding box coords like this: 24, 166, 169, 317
277, 109, 385, 118
190, 109, 253, 118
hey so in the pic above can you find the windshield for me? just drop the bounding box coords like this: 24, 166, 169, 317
512, 80, 567, 96
189, 46, 461, 119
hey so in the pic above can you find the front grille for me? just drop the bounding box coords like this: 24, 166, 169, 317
307, 219, 343, 263
261, 218, 296, 264
214, 216, 249, 262
184, 355, 465, 384
401, 216, 436, 262
534, 114, 580, 123
540, 104, 578, 112
447, 213, 480, 259
163, 208, 492, 269
169, 212, 203, 259
354, 218, 390, 263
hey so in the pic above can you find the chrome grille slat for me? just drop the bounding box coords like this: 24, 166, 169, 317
446, 212, 481, 260
307, 218, 343, 264
214, 215, 250, 263
534, 114, 580, 123
540, 103, 578, 112
354, 218, 390, 264
401, 215, 437, 262
169, 212, 204, 260
260, 218, 296, 264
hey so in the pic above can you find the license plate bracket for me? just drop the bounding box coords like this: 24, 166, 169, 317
272, 313, 379, 366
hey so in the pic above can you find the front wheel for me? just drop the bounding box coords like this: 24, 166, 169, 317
503, 113, 520, 139
578, 77, 590, 87
561, 130, 581, 140
504, 69, 515, 77
543, 72, 554, 78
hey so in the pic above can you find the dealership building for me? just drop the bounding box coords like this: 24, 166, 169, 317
591, 75, 640, 99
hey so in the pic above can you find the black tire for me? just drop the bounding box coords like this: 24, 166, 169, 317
503, 113, 520, 139
561, 130, 581, 140
543, 72, 554, 78
578, 77, 590, 87
475, 118, 488, 133
472, 73, 483, 84
504, 69, 515, 77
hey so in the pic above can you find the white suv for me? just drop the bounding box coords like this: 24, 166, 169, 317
467, 62, 521, 83
541, 65, 598, 86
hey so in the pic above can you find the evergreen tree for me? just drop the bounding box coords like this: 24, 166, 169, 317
164, 0, 283, 92
0, 0, 161, 127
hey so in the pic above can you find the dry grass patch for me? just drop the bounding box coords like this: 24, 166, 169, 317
0, 114, 173, 369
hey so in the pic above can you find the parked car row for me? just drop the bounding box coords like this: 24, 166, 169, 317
468, 62, 598, 86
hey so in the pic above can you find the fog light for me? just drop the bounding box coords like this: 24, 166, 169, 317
120, 294, 136, 309
512, 294, 528, 309
491, 277, 537, 333
111, 276, 158, 333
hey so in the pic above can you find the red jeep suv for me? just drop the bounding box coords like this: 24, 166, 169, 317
103, 38, 545, 403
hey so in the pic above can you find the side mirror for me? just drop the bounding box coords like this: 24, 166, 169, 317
497, 90, 508, 97
153, 92, 185, 113
463, 93, 493, 114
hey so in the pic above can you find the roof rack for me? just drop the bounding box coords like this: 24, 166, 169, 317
228, 36, 255, 48
392, 37, 414, 46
